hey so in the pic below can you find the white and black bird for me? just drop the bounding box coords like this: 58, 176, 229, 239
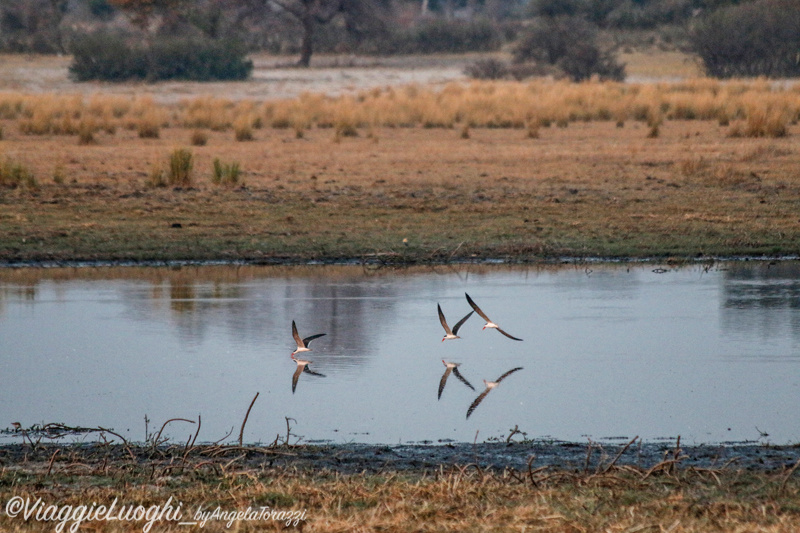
438, 360, 475, 399
290, 354, 325, 393
466, 367, 523, 419
465, 293, 523, 341
291, 320, 326, 356
438, 304, 474, 341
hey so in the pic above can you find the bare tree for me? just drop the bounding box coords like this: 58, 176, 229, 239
237, 0, 387, 67
277, 0, 342, 66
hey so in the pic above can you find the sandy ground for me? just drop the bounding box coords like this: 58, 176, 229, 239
0, 53, 483, 103
0, 49, 711, 104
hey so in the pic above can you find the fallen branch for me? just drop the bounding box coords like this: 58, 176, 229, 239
46, 448, 61, 476
780, 457, 800, 493
601, 436, 639, 474
239, 392, 260, 447
152, 418, 196, 453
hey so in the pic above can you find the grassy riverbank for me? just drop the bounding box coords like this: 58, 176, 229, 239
2, 54, 800, 264
1, 119, 800, 264
2, 441, 800, 532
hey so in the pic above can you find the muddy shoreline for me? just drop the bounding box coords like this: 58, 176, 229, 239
259, 441, 800, 474
0, 253, 797, 270
3, 440, 799, 475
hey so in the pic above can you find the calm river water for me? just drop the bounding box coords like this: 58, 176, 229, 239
1, 261, 798, 445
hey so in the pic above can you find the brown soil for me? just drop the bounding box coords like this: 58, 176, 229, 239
2, 120, 800, 264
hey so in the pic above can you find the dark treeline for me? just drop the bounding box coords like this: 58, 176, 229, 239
0, 0, 795, 81
0, 0, 742, 56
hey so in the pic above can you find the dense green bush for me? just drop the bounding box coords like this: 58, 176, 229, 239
147, 37, 253, 81
69, 32, 253, 82
68, 32, 147, 81
513, 16, 625, 81
691, 0, 800, 78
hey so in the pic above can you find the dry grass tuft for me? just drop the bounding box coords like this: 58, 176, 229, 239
136, 114, 161, 139
52, 164, 66, 185
167, 148, 193, 186
676, 156, 707, 177
233, 116, 255, 141
211, 158, 242, 187
525, 119, 539, 138
77, 119, 97, 145
146, 163, 166, 188
334, 120, 359, 140
190, 129, 208, 146
181, 96, 233, 131
729, 107, 789, 138
0, 156, 36, 189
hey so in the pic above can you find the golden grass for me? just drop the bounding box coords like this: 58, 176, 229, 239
233, 115, 255, 141
1, 78, 799, 140
180, 95, 234, 131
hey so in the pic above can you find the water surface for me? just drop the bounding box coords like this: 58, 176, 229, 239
1, 262, 798, 445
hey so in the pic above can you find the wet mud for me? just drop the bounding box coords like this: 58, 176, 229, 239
2, 440, 799, 476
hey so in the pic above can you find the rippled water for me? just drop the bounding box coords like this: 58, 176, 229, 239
1, 261, 799, 445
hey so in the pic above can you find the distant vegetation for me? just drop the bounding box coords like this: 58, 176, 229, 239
69, 32, 253, 82
691, 0, 800, 78
512, 16, 625, 82
0, 0, 797, 80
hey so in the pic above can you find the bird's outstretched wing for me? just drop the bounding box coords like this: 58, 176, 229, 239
467, 389, 491, 419
496, 367, 523, 383
302, 366, 326, 377
496, 327, 523, 341
438, 367, 453, 400
452, 367, 475, 390
302, 333, 326, 346
291, 366, 303, 393
451, 310, 474, 335
437, 304, 452, 335
465, 293, 492, 323
291, 320, 304, 348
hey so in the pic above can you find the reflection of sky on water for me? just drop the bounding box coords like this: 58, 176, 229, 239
720, 262, 800, 360
1, 262, 799, 445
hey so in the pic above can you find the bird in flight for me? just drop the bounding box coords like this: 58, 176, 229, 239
291, 320, 326, 356
465, 293, 523, 341
290, 354, 325, 393
438, 304, 474, 341
438, 360, 475, 399
466, 367, 523, 419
